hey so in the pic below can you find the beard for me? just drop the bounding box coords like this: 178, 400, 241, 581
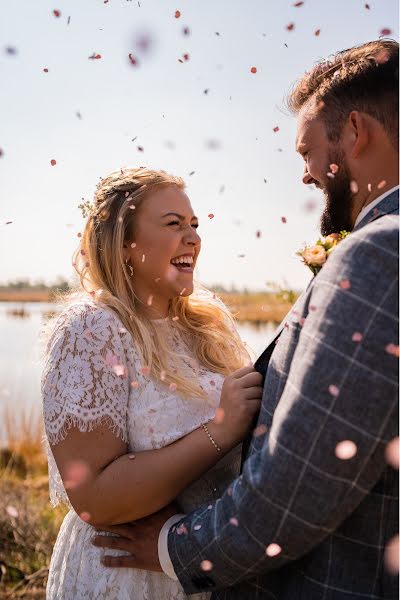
320, 148, 355, 236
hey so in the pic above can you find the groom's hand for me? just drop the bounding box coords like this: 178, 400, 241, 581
91, 503, 179, 571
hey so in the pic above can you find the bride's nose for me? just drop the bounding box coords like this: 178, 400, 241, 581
183, 226, 201, 246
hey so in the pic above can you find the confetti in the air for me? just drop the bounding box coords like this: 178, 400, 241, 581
253, 424, 268, 437
385, 535, 399, 574
281, 216, 287, 223
88, 53, 102, 60
340, 279, 351, 290
43, 68, 49, 73
256, 230, 262, 238
128, 454, 136, 459
53, 9, 61, 18
200, 560, 213, 572
6, 506, 19, 518
183, 26, 190, 36
385, 343, 400, 357
175, 10, 181, 18
330, 164, 339, 174
380, 28, 392, 36
293, 1, 304, 6
286, 23, 295, 31
208, 213, 215, 219
335, 440, 357, 460
169, 383, 178, 391
377, 180, 387, 189
140, 366, 150, 377
314, 29, 321, 37
352, 332, 363, 342
365, 3, 370, 9
273, 126, 280, 133
250, 67, 257, 74
328, 384, 340, 397
266, 543, 282, 557
50, 159, 57, 166
229, 517, 239, 526
80, 512, 91, 522
128, 53, 139, 66
64, 460, 91, 490
385, 437, 399, 469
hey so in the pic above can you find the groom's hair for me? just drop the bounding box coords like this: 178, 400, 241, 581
287, 39, 399, 150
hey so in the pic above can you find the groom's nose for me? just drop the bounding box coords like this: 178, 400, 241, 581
302, 166, 316, 186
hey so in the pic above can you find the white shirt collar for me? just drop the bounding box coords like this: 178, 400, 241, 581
354, 185, 399, 227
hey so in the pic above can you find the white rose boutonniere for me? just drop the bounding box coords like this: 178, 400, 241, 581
298, 231, 350, 276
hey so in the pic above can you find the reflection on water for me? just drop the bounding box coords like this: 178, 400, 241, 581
0, 302, 277, 442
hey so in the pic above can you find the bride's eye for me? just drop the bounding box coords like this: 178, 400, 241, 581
168, 220, 180, 226
192, 223, 199, 229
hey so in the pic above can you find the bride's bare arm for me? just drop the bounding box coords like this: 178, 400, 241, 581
50, 365, 262, 526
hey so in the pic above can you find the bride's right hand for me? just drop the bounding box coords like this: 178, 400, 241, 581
207, 365, 263, 451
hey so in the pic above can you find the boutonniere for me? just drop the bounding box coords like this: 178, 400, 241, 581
297, 231, 350, 276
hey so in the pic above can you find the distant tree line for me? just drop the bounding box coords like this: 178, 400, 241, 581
0, 277, 71, 292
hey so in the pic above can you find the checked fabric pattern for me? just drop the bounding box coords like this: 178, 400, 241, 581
168, 190, 399, 600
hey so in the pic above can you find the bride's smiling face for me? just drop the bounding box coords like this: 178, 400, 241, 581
124, 185, 201, 310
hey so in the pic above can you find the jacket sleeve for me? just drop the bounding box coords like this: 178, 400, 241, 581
167, 219, 399, 594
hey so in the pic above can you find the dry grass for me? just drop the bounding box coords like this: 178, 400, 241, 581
0, 407, 66, 598
0, 291, 53, 303
219, 291, 297, 324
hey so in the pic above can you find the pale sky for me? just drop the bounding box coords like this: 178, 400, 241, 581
0, 0, 398, 291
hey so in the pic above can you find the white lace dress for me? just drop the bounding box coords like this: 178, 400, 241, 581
42, 300, 241, 600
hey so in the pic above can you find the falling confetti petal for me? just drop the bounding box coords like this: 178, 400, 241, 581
131, 381, 140, 389
200, 560, 213, 572
350, 180, 359, 194
365, 3, 370, 9
183, 26, 190, 36
250, 66, 257, 74
368, 183, 372, 192
169, 383, 178, 391
256, 230, 262, 238
140, 366, 150, 376
43, 68, 49, 73
385, 535, 399, 574
213, 407, 225, 424
50, 159, 57, 166
330, 164, 339, 174
380, 28, 392, 36
340, 279, 351, 290
128, 454, 136, 459
385, 343, 400, 357
175, 10, 181, 18
335, 440, 357, 460
172, 316, 179, 321
314, 29, 321, 36
281, 216, 287, 223
208, 213, 215, 219
385, 437, 399, 469
113, 364, 127, 377
229, 517, 239, 526
194, 524, 202, 531
53, 9, 61, 17
64, 460, 91, 490
6, 506, 19, 518
293, 1, 304, 6
377, 180, 387, 189
130, 242, 136, 248
328, 384, 340, 397
253, 424, 267, 437
273, 126, 280, 133
147, 295, 153, 306
80, 512, 91, 522
286, 23, 295, 31
352, 332, 363, 342
266, 543, 282, 557
128, 54, 139, 66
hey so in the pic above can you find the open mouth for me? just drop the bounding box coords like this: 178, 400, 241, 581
170, 255, 194, 273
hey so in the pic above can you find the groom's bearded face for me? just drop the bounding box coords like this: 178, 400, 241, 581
296, 112, 356, 236
320, 147, 354, 236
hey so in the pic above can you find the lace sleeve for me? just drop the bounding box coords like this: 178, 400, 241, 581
42, 303, 130, 446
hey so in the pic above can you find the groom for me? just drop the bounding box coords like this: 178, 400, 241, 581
94, 40, 399, 598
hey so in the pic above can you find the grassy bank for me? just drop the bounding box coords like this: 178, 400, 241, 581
0, 289, 297, 323
0, 412, 67, 599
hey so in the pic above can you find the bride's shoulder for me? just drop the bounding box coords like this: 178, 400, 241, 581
43, 297, 124, 351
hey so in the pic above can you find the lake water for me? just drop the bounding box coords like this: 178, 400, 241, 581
0, 301, 277, 443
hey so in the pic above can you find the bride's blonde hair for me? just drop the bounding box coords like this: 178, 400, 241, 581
59, 167, 249, 398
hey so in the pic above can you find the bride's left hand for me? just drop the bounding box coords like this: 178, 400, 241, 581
91, 503, 179, 571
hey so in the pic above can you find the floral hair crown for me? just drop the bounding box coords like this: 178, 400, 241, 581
78, 199, 96, 219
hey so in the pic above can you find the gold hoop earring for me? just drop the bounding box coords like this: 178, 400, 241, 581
125, 258, 134, 277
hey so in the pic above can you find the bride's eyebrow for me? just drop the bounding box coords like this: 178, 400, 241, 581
161, 212, 198, 221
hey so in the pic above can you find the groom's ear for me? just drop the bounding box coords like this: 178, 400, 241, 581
344, 110, 370, 159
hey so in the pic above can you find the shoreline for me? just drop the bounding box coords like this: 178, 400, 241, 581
0, 290, 296, 324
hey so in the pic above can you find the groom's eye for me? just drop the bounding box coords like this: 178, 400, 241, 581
167, 220, 180, 226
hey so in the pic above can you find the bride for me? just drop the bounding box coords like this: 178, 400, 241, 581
42, 167, 263, 599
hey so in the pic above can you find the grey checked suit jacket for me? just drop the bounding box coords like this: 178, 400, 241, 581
168, 190, 399, 599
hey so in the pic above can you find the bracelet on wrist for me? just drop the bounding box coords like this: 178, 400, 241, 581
202, 422, 222, 453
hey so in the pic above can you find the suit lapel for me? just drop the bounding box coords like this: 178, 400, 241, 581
353, 189, 399, 232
